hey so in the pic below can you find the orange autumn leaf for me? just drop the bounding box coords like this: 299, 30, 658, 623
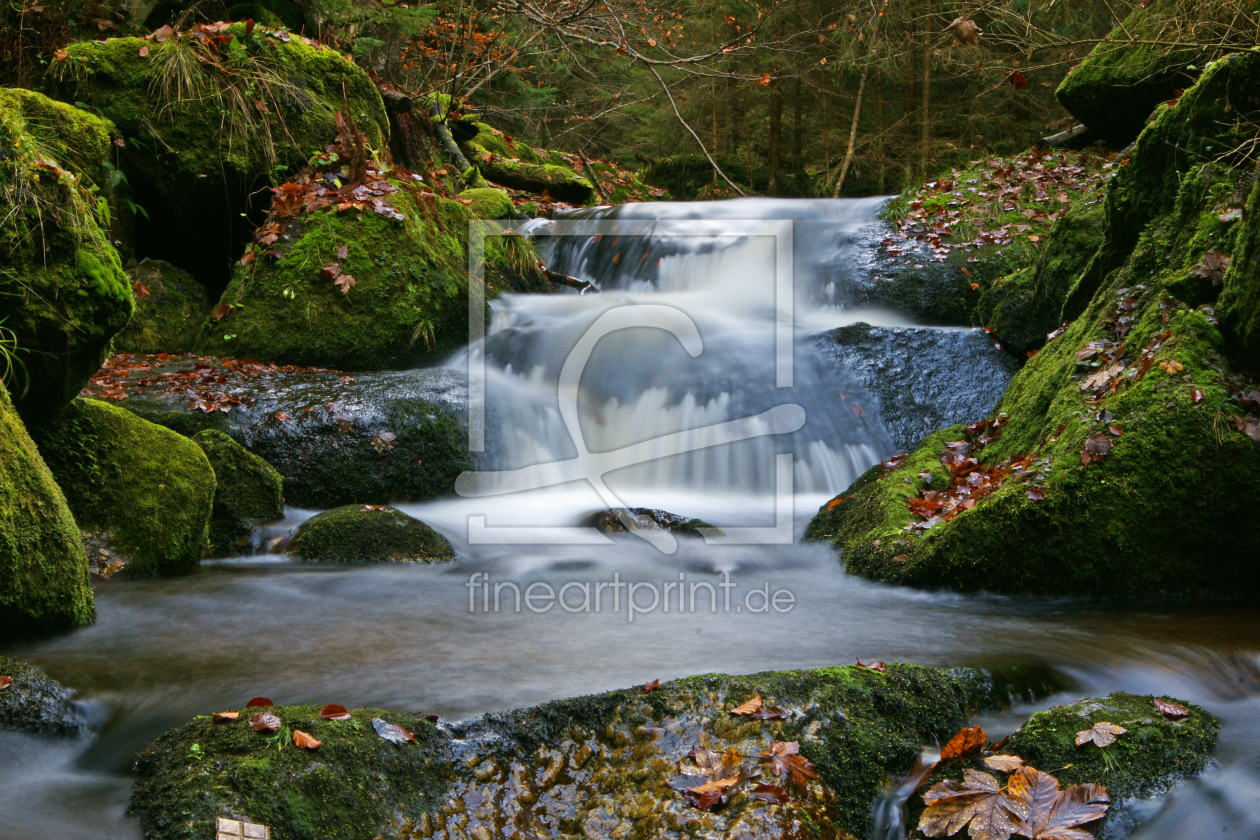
940, 725, 987, 762
293, 729, 321, 749
731, 694, 763, 715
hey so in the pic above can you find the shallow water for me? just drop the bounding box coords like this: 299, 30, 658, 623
3, 197, 1259, 839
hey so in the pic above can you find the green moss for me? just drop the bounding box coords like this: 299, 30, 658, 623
0, 88, 132, 421
476, 156, 594, 205
114, 259, 211, 354
29, 398, 215, 575
456, 186, 514, 219
286, 504, 453, 563
1217, 178, 1260, 367
808, 54, 1260, 596
193, 429, 283, 555
0, 386, 93, 636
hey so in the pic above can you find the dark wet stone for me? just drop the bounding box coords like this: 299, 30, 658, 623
0, 656, 86, 737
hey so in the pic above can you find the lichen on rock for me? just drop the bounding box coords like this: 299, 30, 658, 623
28, 397, 215, 576
285, 504, 454, 563
193, 429, 283, 556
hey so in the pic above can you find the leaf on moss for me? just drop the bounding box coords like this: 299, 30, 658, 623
730, 694, 763, 715
984, 754, 1025, 772
248, 711, 281, 732
1010, 766, 1109, 840
320, 704, 352, 721
245, 697, 274, 708
940, 725, 987, 762
293, 729, 321, 749
0, 676, 10, 690
1153, 698, 1190, 720
372, 717, 415, 744
1075, 721, 1126, 747
212, 711, 239, 724
639, 679, 661, 694
919, 768, 1030, 840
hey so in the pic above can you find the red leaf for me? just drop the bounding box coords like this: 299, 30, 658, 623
750, 783, 789, 803
320, 704, 352, 721
640, 679, 661, 694
1153, 697, 1190, 720
245, 697, 274, 708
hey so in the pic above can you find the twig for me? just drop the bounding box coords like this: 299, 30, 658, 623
644, 63, 745, 197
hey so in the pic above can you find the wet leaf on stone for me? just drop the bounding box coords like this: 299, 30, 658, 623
333, 413, 354, 433
919, 768, 1030, 840
1009, 766, 1109, 840
749, 783, 789, 803
249, 711, 281, 732
320, 704, 352, 721
940, 725, 987, 762
639, 679, 661, 694
731, 694, 763, 715
245, 697, 274, 708
1075, 721, 1126, 747
984, 754, 1025, 773
0, 675, 11, 690
213, 711, 240, 724
1153, 698, 1190, 720
753, 704, 790, 720
371, 430, 396, 453
372, 717, 415, 744
293, 729, 321, 749
855, 659, 887, 673
762, 741, 818, 789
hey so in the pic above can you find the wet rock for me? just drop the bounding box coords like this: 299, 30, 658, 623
0, 655, 86, 737
193, 430, 284, 556
806, 53, 1260, 597
815, 323, 1017, 452
583, 507, 720, 538
285, 505, 454, 564
0, 88, 132, 422
0, 386, 94, 636
129, 663, 1018, 840
907, 692, 1218, 839
111, 360, 471, 508
115, 260, 211, 355
29, 398, 215, 576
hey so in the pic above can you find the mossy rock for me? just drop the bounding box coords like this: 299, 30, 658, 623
456, 186, 514, 219
1054, 0, 1200, 144
286, 505, 453, 563
807, 55, 1260, 596
455, 120, 594, 204
129, 663, 1034, 840
0, 655, 86, 736
0, 87, 133, 421
114, 259, 211, 354
1217, 177, 1260, 368
907, 692, 1218, 838
0, 386, 94, 636
196, 186, 548, 369
29, 397, 215, 575
583, 507, 721, 538
193, 429, 283, 556
51, 27, 389, 290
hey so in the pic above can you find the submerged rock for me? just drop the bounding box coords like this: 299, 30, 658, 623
583, 507, 720, 538
807, 51, 1260, 597
285, 505, 454, 563
0, 655, 86, 737
0, 387, 93, 636
815, 323, 1017, 452
0, 87, 132, 421
115, 260, 211, 355
107, 359, 471, 508
29, 398, 215, 576
193, 430, 284, 556
129, 663, 1029, 840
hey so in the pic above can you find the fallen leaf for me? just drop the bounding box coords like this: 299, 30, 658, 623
1153, 698, 1190, 720
1075, 722, 1126, 748
371, 430, 396, 452
984, 754, 1025, 772
336, 243, 349, 260
363, 504, 387, 511
1192, 390, 1204, 404
321, 261, 341, 280
246, 697, 274, 708
1026, 487, 1045, 501
856, 659, 887, 673
333, 413, 354, 433
640, 679, 661, 694
754, 705, 790, 721
940, 725, 987, 762
762, 740, 818, 789
1010, 766, 1110, 840
1191, 249, 1230, 285
212, 711, 240, 723
139, 44, 150, 57
0, 676, 10, 690
320, 704, 352, 721
293, 729, 321, 749
372, 717, 415, 744
731, 695, 764, 715
53, 48, 69, 62
274, 411, 292, 422
249, 711, 281, 732
334, 273, 356, 294
1081, 433, 1112, 465
919, 768, 1030, 840
750, 783, 789, 803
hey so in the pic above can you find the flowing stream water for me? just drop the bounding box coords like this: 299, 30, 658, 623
2, 198, 1259, 840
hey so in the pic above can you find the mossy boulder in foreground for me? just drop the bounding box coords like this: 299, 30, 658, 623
285, 505, 453, 563
51, 26, 389, 287
0, 386, 93, 636
29, 398, 215, 576
808, 52, 1260, 597
114, 260, 211, 354
0, 87, 132, 421
0, 655, 86, 736
127, 665, 1216, 840
192, 430, 283, 556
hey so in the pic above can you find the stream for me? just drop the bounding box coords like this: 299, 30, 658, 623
2, 198, 1259, 840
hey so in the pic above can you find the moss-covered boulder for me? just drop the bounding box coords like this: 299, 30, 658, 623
196, 183, 548, 369
193, 429, 283, 556
1217, 173, 1260, 368
456, 186, 514, 219
0, 655, 86, 736
129, 663, 1030, 840
908, 692, 1218, 838
114, 259, 211, 354
583, 507, 721, 538
807, 53, 1260, 597
29, 398, 215, 576
51, 26, 389, 289
0, 386, 93, 636
285, 505, 453, 563
0, 87, 133, 421
1054, 0, 1200, 144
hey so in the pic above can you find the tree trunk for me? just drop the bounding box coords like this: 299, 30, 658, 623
769, 80, 783, 195
792, 76, 803, 181
833, 66, 868, 197
921, 0, 933, 181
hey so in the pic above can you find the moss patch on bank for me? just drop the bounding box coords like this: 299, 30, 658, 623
29, 398, 215, 575
286, 505, 453, 563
